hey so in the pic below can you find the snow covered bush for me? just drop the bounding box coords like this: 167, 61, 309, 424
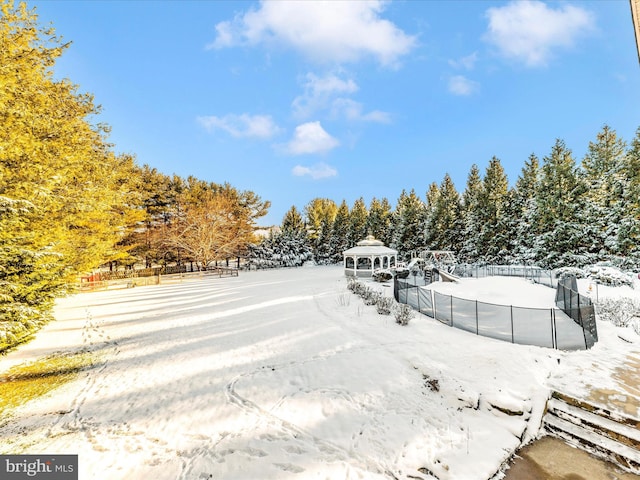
362, 288, 379, 306
586, 265, 634, 287
596, 297, 640, 334
375, 296, 394, 315
394, 303, 414, 326
555, 267, 587, 280
555, 265, 634, 288
372, 268, 393, 282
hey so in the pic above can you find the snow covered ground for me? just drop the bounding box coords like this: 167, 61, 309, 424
0, 265, 638, 480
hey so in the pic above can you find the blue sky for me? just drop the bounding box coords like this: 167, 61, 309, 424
32, 0, 640, 226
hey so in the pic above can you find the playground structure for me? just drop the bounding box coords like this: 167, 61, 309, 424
394, 250, 460, 283
410, 250, 457, 272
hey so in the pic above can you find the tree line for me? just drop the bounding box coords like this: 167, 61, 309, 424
254, 126, 640, 271
0, 1, 267, 348
3, 0, 640, 350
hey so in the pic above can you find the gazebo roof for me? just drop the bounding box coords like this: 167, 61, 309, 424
343, 236, 397, 256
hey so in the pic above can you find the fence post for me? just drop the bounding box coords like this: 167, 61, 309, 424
475, 300, 479, 335
577, 294, 581, 326
550, 309, 555, 349
450, 295, 454, 327
510, 305, 514, 343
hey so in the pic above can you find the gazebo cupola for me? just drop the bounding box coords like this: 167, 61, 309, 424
343, 235, 397, 277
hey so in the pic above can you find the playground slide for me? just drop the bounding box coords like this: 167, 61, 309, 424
438, 270, 460, 283
406, 258, 422, 270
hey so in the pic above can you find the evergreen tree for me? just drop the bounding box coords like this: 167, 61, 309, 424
0, 196, 60, 343
0, 1, 144, 343
534, 139, 587, 268
281, 205, 306, 236
431, 174, 462, 252
477, 157, 509, 262
424, 182, 440, 248
304, 198, 337, 263
348, 197, 368, 246
580, 125, 627, 263
511, 154, 540, 264
246, 230, 312, 269
366, 197, 393, 245
619, 127, 640, 265
329, 200, 350, 263
458, 165, 482, 262
391, 189, 426, 260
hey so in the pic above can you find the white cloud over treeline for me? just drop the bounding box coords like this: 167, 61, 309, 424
197, 114, 282, 139
209, 0, 417, 67
285, 121, 339, 155
484, 0, 595, 67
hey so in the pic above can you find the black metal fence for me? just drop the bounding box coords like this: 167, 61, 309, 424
453, 264, 558, 288
555, 275, 598, 347
394, 273, 597, 350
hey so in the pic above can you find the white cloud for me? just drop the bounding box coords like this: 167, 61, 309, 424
448, 52, 478, 70
330, 98, 391, 123
292, 72, 358, 118
198, 114, 282, 139
292, 72, 391, 123
484, 0, 595, 67
448, 75, 479, 96
292, 162, 338, 179
208, 0, 417, 67
285, 121, 339, 155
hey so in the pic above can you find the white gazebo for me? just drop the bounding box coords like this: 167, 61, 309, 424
343, 235, 398, 277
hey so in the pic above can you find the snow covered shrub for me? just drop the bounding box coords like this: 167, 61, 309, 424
394, 304, 414, 326
394, 266, 410, 279
555, 267, 587, 280
586, 265, 634, 288
375, 296, 394, 315
372, 268, 393, 282
362, 288, 379, 306
596, 297, 640, 333
352, 281, 369, 298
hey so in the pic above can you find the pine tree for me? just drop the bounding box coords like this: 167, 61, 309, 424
458, 165, 482, 262
366, 197, 393, 245
477, 157, 509, 262
511, 154, 540, 264
282, 205, 306, 236
619, 127, 640, 265
431, 174, 462, 252
304, 198, 337, 263
534, 139, 587, 268
0, 2, 144, 277
347, 197, 368, 246
580, 125, 628, 263
391, 189, 426, 260
329, 200, 350, 263
424, 182, 440, 249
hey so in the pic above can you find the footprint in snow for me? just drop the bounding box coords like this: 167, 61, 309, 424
283, 445, 306, 455
274, 463, 305, 473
